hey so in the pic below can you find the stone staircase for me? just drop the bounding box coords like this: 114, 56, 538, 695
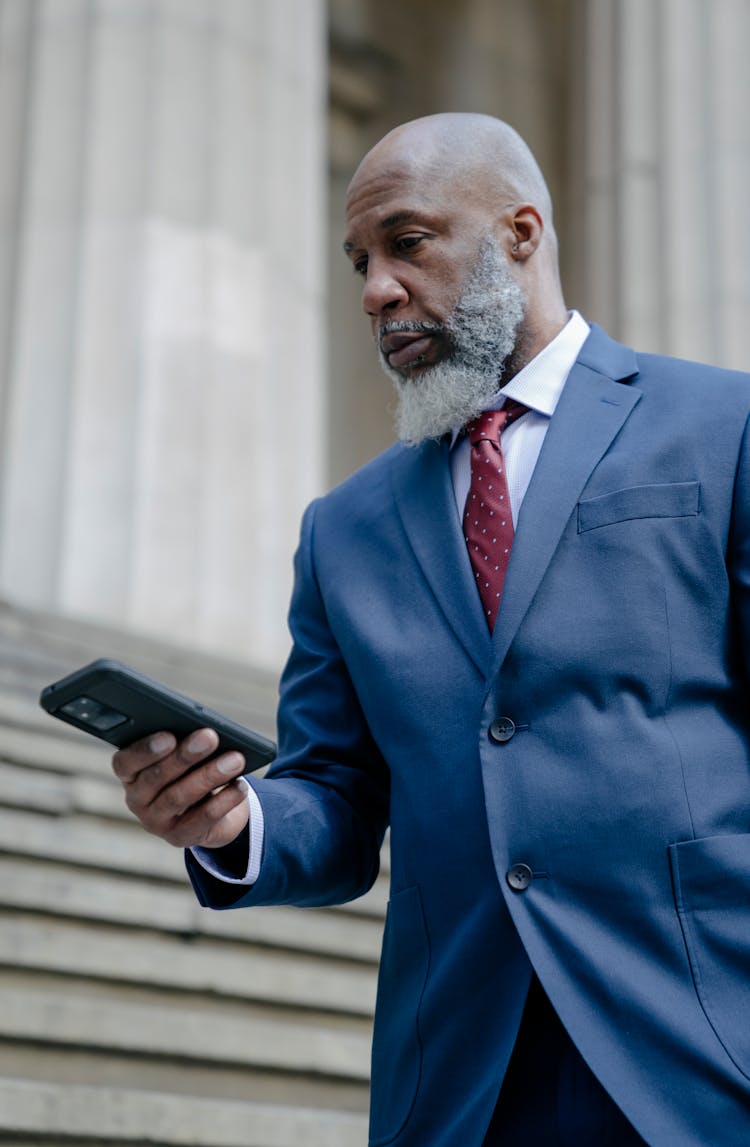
0, 600, 385, 1145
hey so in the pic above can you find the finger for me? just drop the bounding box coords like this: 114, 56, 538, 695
134, 748, 247, 829
161, 777, 250, 848
115, 724, 220, 798
112, 731, 177, 783
152, 748, 247, 815
175, 727, 220, 768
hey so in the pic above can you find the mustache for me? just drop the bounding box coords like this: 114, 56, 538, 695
377, 319, 444, 353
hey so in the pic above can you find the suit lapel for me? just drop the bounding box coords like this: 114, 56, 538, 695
391, 438, 491, 676
390, 326, 643, 682
489, 327, 642, 679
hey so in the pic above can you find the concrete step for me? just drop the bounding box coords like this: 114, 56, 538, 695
0, 908, 378, 1018
0, 600, 386, 1146
0, 983, 371, 1080
0, 1078, 369, 1146
0, 910, 377, 1016
0, 856, 384, 962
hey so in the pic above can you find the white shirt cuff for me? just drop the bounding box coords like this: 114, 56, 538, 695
189, 776, 264, 885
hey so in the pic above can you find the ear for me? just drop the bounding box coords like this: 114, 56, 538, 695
506, 204, 544, 262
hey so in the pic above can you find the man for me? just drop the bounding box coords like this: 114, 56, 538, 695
113, 114, 750, 1145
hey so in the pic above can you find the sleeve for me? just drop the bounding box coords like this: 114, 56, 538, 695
189, 779, 264, 884
728, 408, 750, 677
186, 498, 390, 911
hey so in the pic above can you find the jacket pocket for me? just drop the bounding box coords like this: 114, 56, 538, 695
577, 480, 700, 532
369, 885, 430, 1145
669, 834, 750, 1080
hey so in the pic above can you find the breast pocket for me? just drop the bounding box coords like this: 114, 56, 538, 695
577, 481, 701, 533
369, 885, 430, 1145
669, 834, 750, 1081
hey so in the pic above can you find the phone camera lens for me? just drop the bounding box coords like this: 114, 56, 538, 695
60, 695, 129, 732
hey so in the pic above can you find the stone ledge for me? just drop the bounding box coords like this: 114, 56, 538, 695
0, 986, 371, 1079
0, 912, 377, 1016
0, 1077, 369, 1146
0, 804, 389, 918
0, 858, 384, 962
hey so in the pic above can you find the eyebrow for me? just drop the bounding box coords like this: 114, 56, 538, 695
380, 211, 419, 229
343, 210, 421, 254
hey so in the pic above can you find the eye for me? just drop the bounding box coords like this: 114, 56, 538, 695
352, 256, 368, 277
395, 234, 424, 254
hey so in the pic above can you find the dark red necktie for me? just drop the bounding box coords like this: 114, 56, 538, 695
463, 401, 529, 632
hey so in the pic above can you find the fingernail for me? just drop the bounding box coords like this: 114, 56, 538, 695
216, 752, 245, 775
186, 729, 215, 755
149, 733, 174, 755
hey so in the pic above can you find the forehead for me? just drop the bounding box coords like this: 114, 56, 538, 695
343, 159, 455, 246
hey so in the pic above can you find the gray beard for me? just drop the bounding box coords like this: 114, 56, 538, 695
377, 238, 526, 446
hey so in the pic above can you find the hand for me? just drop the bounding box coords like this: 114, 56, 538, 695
112, 728, 249, 849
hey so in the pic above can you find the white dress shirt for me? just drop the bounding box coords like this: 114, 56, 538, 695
450, 310, 590, 524
192, 310, 591, 886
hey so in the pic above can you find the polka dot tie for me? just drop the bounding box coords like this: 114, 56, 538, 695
463, 401, 530, 632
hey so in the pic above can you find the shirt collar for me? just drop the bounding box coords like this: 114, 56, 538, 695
449, 310, 590, 447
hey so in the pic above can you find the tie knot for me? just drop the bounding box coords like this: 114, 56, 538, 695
466, 400, 529, 446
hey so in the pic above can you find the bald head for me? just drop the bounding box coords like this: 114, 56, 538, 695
348, 113, 555, 235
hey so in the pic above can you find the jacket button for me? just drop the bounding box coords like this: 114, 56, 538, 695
506, 863, 533, 892
489, 717, 516, 743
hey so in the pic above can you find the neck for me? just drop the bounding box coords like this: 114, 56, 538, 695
505, 305, 569, 382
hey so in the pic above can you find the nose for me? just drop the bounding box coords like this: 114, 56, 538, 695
361, 259, 409, 317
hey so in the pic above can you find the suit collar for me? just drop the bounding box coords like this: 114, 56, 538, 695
576, 322, 639, 382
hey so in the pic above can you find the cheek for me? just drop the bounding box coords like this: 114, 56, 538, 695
414, 280, 458, 324
423, 259, 470, 315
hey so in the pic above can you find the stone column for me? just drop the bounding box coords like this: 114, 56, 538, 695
0, 0, 326, 669
574, 0, 750, 368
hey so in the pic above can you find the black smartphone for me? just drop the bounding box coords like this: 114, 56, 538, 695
39, 658, 276, 775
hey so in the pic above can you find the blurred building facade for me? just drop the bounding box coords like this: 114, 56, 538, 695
0, 0, 327, 672
0, 2, 748, 1145
328, 0, 750, 484
1, 0, 748, 672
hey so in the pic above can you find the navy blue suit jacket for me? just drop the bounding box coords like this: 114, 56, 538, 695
189, 326, 750, 1146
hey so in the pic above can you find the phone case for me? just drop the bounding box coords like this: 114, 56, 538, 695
39, 658, 276, 774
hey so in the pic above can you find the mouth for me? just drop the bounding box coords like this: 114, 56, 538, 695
380, 331, 437, 371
